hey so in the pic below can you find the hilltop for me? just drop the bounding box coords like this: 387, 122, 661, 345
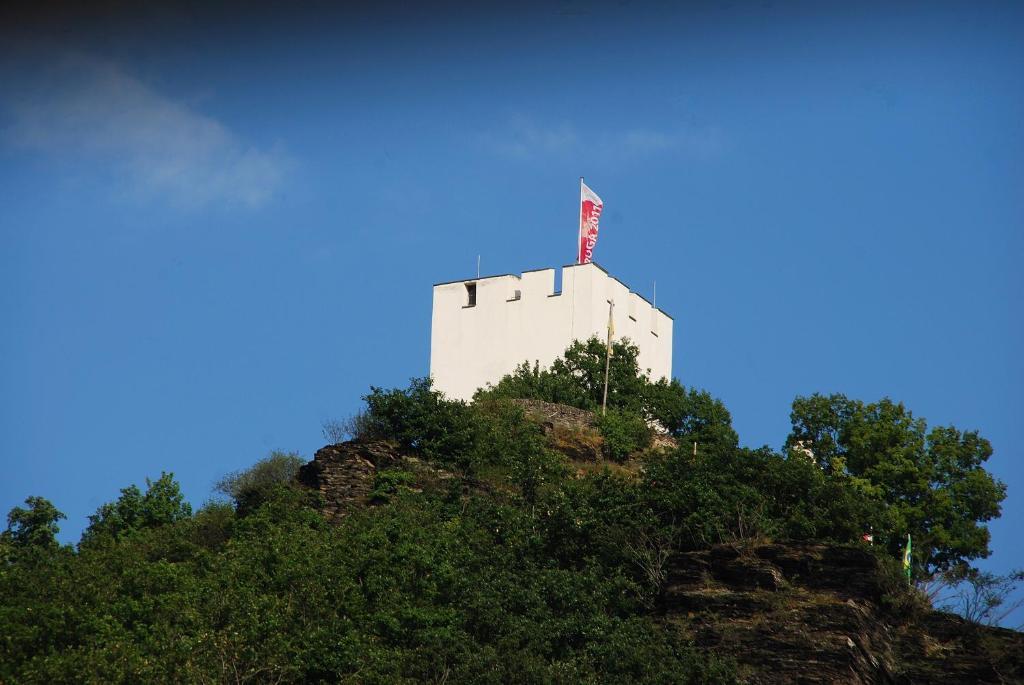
299, 400, 1023, 683
1, 337, 1018, 683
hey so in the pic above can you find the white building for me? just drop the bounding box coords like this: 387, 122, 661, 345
430, 262, 673, 401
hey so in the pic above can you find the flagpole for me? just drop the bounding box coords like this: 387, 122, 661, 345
577, 176, 584, 264
602, 299, 613, 416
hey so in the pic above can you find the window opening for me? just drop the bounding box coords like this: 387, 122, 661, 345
465, 282, 477, 307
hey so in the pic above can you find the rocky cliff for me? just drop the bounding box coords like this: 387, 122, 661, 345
662, 543, 1023, 683
297, 407, 1023, 684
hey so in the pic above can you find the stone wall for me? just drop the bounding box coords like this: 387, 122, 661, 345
297, 441, 403, 524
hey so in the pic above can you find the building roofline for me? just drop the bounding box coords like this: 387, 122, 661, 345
562, 261, 610, 275
433, 262, 673, 319
631, 291, 653, 307
432, 273, 519, 288
570, 263, 673, 319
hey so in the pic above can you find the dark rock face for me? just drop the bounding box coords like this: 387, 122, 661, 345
663, 543, 1024, 684
895, 612, 1024, 684
296, 441, 403, 523
298, 440, 459, 524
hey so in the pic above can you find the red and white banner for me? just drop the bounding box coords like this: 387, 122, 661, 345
577, 181, 604, 264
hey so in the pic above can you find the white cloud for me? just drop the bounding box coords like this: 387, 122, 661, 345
485, 117, 579, 159
482, 116, 725, 161
3, 53, 287, 209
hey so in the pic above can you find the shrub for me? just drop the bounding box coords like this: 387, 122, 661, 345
191, 500, 236, 550
596, 409, 652, 462
472, 399, 569, 500
478, 339, 737, 448
2, 497, 65, 555
361, 378, 476, 470
370, 469, 417, 503
644, 378, 739, 447
81, 472, 192, 545
215, 451, 305, 515
477, 337, 648, 413
321, 411, 372, 443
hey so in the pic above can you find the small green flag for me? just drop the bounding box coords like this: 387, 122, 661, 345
902, 533, 912, 582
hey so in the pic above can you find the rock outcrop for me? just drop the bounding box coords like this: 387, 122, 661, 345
297, 441, 400, 522
511, 398, 677, 458
663, 543, 1024, 684
297, 440, 454, 523
296, 404, 1022, 683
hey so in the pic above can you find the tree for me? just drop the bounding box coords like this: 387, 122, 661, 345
81, 472, 193, 544
3, 496, 65, 551
478, 337, 736, 450
644, 378, 738, 449
474, 400, 567, 501
216, 450, 305, 515
477, 337, 649, 413
786, 394, 1006, 578
550, 337, 649, 412
939, 570, 1024, 627
595, 409, 652, 462
362, 377, 476, 470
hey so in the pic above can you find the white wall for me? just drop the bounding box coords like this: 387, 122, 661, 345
430, 263, 674, 401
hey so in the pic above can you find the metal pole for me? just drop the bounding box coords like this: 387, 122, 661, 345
602, 299, 613, 416
476, 254, 480, 279
577, 176, 584, 264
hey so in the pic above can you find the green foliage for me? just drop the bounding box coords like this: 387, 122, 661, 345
786, 394, 1006, 578
645, 378, 738, 448
370, 469, 417, 502
478, 338, 736, 453
190, 500, 235, 550
640, 441, 887, 548
478, 337, 648, 414
362, 377, 477, 470
472, 398, 569, 501
596, 408, 652, 462
476, 359, 589, 409
877, 552, 932, 621
215, 450, 306, 515
81, 472, 192, 545
2, 496, 65, 551
0, 469, 731, 684
0, 372, 1010, 682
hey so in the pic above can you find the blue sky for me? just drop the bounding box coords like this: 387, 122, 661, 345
1, 0, 1022, 587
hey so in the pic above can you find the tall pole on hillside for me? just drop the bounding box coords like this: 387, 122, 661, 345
602, 299, 614, 416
